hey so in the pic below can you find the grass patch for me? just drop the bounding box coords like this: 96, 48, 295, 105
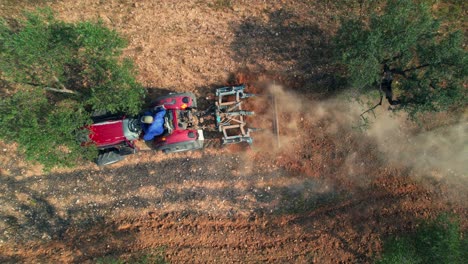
377, 214, 467, 264
96, 247, 168, 264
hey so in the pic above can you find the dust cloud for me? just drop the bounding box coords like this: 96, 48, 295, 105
367, 109, 467, 186
247, 84, 357, 153
245, 82, 466, 195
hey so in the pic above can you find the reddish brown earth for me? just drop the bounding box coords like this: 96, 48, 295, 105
0, 1, 466, 263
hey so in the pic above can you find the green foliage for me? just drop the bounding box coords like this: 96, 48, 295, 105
334, 0, 467, 117
0, 88, 96, 169
0, 8, 145, 168
0, 8, 145, 115
84, 58, 144, 115
419, 0, 467, 29
324, 0, 382, 12
377, 214, 467, 264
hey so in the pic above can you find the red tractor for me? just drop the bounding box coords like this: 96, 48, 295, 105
82, 85, 256, 166
151, 92, 205, 153
80, 116, 141, 166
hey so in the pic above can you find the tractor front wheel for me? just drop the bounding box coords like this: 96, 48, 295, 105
96, 149, 124, 166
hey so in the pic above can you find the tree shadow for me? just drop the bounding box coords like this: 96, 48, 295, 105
230, 9, 347, 96
0, 152, 452, 262
0, 173, 136, 262
0, 255, 23, 264
0, 176, 69, 242
144, 87, 175, 107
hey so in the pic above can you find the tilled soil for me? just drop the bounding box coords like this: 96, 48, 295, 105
2, 145, 463, 263
0, 1, 466, 263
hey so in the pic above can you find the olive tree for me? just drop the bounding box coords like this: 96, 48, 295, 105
334, 0, 467, 118
0, 8, 145, 169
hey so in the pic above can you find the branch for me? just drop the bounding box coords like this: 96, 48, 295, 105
43, 86, 78, 94
402, 63, 430, 73
26, 82, 80, 95
52, 76, 67, 90
390, 63, 432, 78
390, 68, 404, 75
360, 93, 383, 120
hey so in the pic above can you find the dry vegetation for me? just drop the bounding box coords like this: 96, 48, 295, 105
0, 0, 466, 263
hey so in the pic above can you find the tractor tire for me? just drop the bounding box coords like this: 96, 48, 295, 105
161, 146, 191, 154
160, 140, 203, 154
96, 150, 124, 166
118, 146, 136, 156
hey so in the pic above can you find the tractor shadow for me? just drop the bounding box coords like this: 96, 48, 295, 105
229, 9, 347, 97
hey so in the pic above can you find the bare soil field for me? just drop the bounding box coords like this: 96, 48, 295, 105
0, 1, 466, 263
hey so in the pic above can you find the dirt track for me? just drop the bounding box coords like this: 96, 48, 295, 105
2, 144, 463, 263
0, 1, 466, 263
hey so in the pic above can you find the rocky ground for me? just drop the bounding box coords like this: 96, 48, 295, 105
0, 1, 466, 263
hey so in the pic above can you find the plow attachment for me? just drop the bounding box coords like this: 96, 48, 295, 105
215, 85, 258, 145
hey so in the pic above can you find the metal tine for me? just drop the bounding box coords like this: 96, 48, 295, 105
239, 93, 256, 99
215, 84, 258, 145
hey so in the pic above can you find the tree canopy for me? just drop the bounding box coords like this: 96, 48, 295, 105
0, 8, 145, 169
334, 0, 467, 117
